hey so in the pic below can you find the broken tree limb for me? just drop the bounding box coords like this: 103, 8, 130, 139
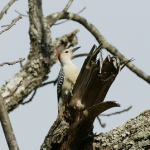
41, 44, 128, 150
0, 0, 18, 20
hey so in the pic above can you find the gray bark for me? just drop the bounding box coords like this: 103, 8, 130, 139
0, 93, 20, 150
92, 110, 150, 150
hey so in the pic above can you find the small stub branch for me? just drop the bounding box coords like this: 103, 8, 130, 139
41, 44, 130, 150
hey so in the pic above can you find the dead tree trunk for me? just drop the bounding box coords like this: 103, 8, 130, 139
41, 45, 123, 150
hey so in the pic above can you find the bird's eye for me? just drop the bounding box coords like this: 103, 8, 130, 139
65, 51, 68, 53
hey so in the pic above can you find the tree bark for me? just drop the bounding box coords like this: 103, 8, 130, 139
41, 110, 150, 150
91, 110, 150, 150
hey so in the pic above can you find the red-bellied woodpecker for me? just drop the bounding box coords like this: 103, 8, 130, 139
57, 47, 80, 111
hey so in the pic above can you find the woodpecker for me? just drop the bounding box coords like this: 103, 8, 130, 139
57, 47, 80, 111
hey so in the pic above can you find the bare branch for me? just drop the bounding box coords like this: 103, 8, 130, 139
97, 116, 106, 128
54, 7, 86, 25
100, 105, 132, 117
21, 89, 37, 105
53, 19, 69, 26
40, 78, 58, 87
77, 7, 86, 14
0, 0, 17, 20
71, 53, 88, 59
20, 61, 23, 68
121, 58, 135, 70
0, 58, 25, 67
0, 15, 22, 35
0, 93, 20, 150
46, 12, 150, 84
62, 0, 73, 13
47, 0, 74, 26
15, 10, 28, 17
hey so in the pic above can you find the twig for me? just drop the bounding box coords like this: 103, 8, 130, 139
100, 105, 132, 117
71, 53, 88, 59
77, 7, 86, 14
0, 15, 22, 35
15, 10, 28, 17
47, 12, 150, 84
0, 0, 17, 20
20, 61, 23, 68
0, 93, 20, 150
49, 0, 74, 26
96, 116, 106, 128
62, 0, 73, 13
40, 78, 58, 87
54, 7, 86, 25
21, 89, 37, 105
0, 58, 25, 67
121, 58, 135, 70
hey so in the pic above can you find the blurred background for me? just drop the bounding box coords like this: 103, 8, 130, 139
0, 1, 150, 149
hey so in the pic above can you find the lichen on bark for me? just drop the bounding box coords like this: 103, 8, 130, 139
93, 110, 150, 150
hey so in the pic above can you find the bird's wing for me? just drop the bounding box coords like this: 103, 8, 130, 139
57, 67, 65, 102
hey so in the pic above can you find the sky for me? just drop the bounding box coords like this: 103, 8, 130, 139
0, 0, 150, 150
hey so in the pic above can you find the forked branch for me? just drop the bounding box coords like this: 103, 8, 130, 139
0, 58, 25, 67
0, 15, 22, 35
47, 0, 74, 27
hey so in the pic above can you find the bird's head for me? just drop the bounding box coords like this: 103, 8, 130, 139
58, 46, 80, 64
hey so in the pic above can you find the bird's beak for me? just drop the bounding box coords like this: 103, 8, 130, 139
72, 46, 81, 52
